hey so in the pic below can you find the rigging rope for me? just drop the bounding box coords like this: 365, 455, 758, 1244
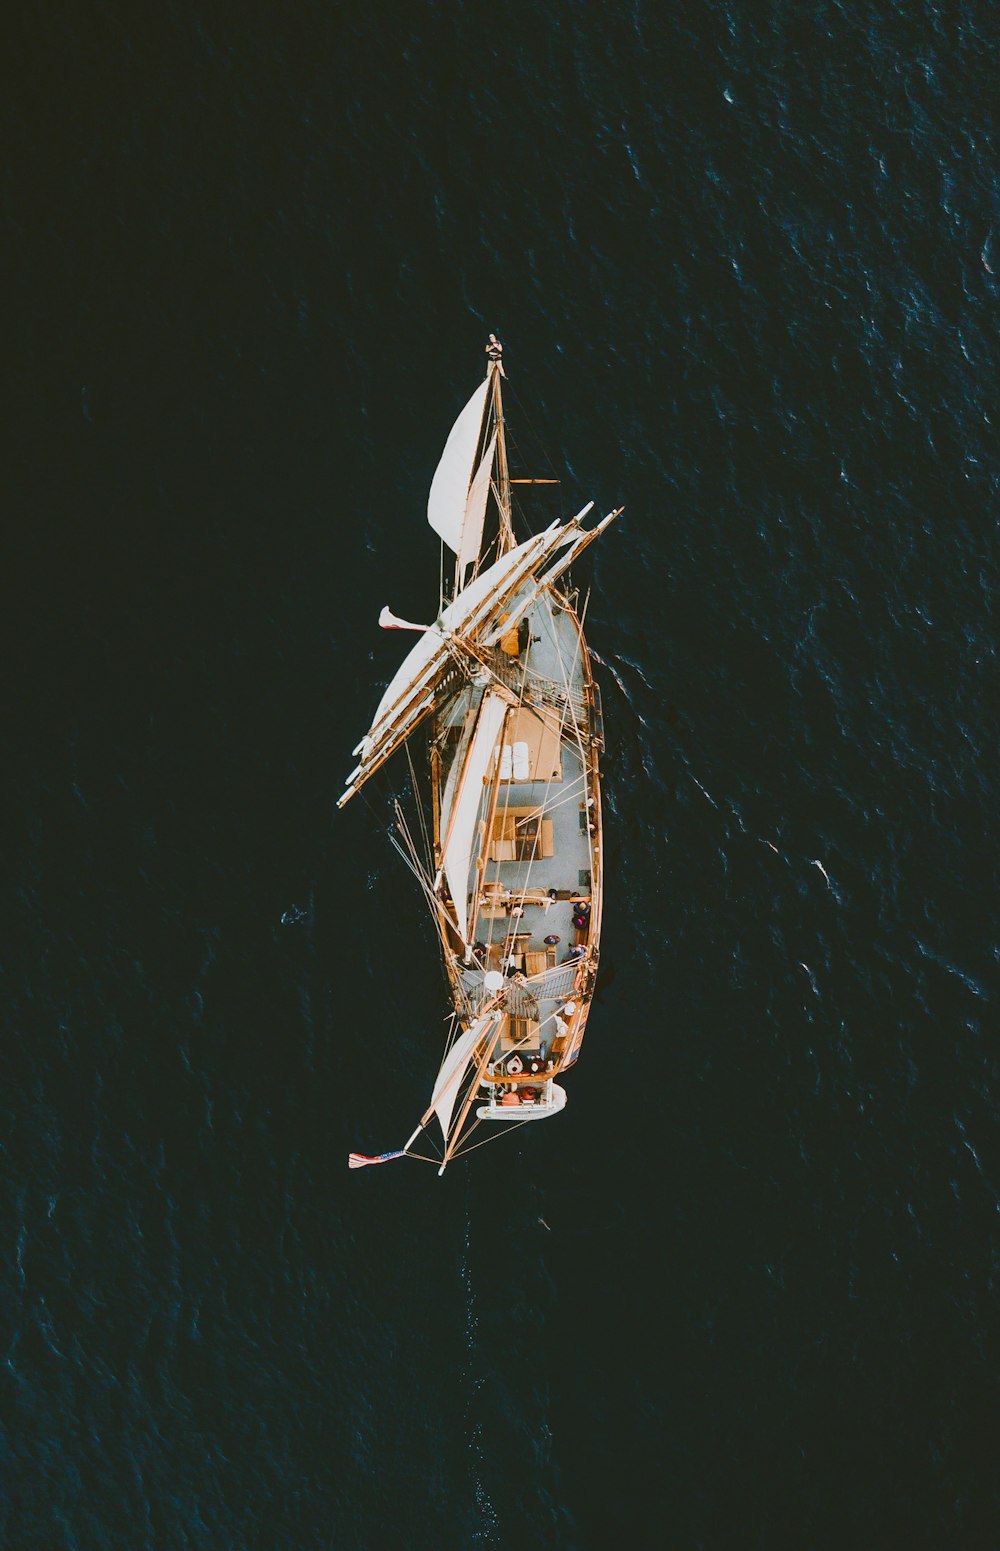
350, 421, 600, 1166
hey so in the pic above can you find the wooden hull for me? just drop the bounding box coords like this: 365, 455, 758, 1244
430, 581, 604, 1120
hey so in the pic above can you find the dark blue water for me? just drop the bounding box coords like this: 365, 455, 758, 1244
6, 2, 999, 1546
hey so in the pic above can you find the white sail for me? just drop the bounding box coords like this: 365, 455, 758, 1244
481, 504, 614, 650
339, 524, 572, 805
438, 695, 480, 847
430, 1014, 494, 1139
457, 431, 497, 573
379, 606, 428, 632
530, 507, 621, 594
368, 531, 545, 732
441, 691, 508, 946
428, 380, 489, 553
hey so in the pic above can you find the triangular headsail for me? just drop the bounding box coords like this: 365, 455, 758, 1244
458, 430, 497, 573
428, 380, 489, 555
429, 1013, 497, 1140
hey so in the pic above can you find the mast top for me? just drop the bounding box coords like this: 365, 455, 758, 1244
485, 334, 506, 377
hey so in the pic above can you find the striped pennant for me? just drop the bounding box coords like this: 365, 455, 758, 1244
348, 1150, 405, 1170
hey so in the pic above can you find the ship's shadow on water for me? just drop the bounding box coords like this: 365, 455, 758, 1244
5, 0, 1000, 1546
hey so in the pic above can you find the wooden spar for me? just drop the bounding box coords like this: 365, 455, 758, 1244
362, 524, 559, 732
465, 705, 510, 942
389, 803, 464, 953
478, 509, 620, 653
339, 517, 591, 807
492, 363, 515, 553
341, 626, 510, 815
436, 694, 486, 871
493, 509, 622, 649
480, 1069, 558, 1085
337, 654, 458, 808
430, 742, 442, 867
453, 370, 490, 599
542, 508, 623, 580
414, 1003, 503, 1131
439, 1013, 506, 1173
455, 359, 508, 597
510, 478, 560, 484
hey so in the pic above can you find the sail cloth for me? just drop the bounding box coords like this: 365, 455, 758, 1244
379, 606, 427, 632
528, 507, 621, 596
457, 431, 497, 573
440, 691, 508, 947
430, 1013, 496, 1140
428, 381, 489, 555
366, 531, 551, 735
480, 505, 616, 650
351, 537, 531, 759
339, 522, 575, 806
438, 695, 480, 854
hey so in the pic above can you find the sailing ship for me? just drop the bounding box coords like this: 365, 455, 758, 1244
342, 338, 621, 1174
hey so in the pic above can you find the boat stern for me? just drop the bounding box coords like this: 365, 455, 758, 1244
476, 1081, 567, 1122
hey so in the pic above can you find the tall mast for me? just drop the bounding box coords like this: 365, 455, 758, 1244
450, 352, 512, 597
490, 359, 516, 555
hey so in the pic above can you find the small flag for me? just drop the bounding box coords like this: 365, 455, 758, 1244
348, 1150, 406, 1170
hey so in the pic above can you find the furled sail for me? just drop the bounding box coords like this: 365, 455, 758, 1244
438, 694, 480, 849
457, 431, 497, 574
379, 606, 428, 632
367, 530, 552, 735
440, 691, 509, 947
338, 520, 580, 806
528, 507, 622, 595
481, 505, 616, 650
428, 381, 489, 554
429, 1013, 496, 1140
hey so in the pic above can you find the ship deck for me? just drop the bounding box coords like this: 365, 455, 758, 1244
454, 584, 599, 1068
